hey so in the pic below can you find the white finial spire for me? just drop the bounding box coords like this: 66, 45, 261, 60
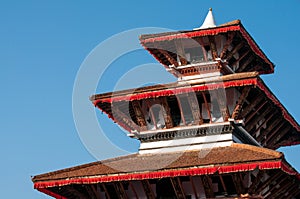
194, 8, 216, 30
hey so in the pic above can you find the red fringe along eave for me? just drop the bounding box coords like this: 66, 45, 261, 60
34, 160, 295, 189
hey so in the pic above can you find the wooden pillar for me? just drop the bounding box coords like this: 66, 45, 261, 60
131, 100, 147, 131
160, 97, 174, 128
186, 93, 203, 125
232, 173, 246, 195
208, 36, 218, 59
215, 89, 230, 121
176, 96, 187, 126
170, 177, 186, 199
189, 176, 199, 199
202, 92, 212, 123
145, 100, 158, 130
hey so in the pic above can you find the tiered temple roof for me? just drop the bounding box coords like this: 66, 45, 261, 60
33, 9, 300, 198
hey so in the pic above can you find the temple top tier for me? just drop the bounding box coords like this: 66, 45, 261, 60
139, 9, 274, 79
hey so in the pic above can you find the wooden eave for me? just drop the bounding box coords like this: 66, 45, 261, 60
139, 20, 274, 75
91, 72, 300, 149
33, 144, 300, 199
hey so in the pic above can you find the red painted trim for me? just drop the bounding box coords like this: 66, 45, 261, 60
37, 188, 67, 199
257, 80, 300, 132
34, 160, 295, 189
141, 26, 241, 43
93, 78, 258, 104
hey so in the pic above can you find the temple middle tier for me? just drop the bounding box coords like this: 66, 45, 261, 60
91, 72, 300, 150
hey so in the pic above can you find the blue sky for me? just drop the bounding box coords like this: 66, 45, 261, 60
0, 1, 299, 198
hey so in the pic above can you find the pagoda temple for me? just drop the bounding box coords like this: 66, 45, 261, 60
32, 9, 300, 198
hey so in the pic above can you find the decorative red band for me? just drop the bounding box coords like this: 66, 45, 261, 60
141, 26, 241, 43
34, 160, 293, 189
94, 78, 257, 104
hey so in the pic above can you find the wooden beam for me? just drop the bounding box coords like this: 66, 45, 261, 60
65, 186, 90, 199
155, 43, 178, 67
141, 180, 155, 199
267, 125, 292, 148
101, 183, 111, 199
91, 184, 102, 199
244, 101, 269, 131
186, 93, 203, 125
236, 55, 255, 73
251, 110, 277, 138
219, 175, 228, 196
131, 100, 147, 131
201, 175, 215, 198
263, 177, 288, 199
208, 36, 218, 59
189, 176, 199, 199
232, 50, 250, 68
259, 118, 283, 145
129, 182, 139, 199
283, 184, 300, 199
232, 173, 246, 195
160, 97, 174, 128
170, 177, 186, 199
202, 92, 212, 123
240, 94, 264, 119
270, 178, 293, 199
231, 87, 251, 119
226, 42, 244, 61
86, 185, 101, 199
248, 170, 266, 194
114, 182, 129, 199
255, 171, 283, 194
112, 104, 141, 132
220, 32, 235, 59
174, 39, 188, 65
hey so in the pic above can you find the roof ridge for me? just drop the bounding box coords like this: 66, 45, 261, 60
231, 143, 283, 158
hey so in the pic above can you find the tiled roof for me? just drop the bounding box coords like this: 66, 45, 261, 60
33, 143, 283, 183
